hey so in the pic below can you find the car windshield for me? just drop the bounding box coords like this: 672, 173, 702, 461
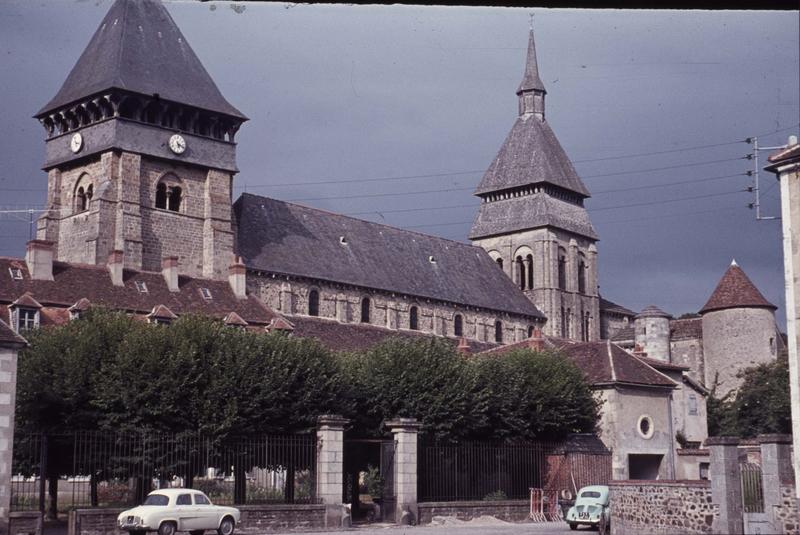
143, 494, 169, 506
581, 491, 602, 498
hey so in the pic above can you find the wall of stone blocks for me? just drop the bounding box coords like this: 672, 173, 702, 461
634, 316, 670, 362
0, 348, 18, 535
670, 337, 704, 386
601, 313, 631, 340
774, 486, 800, 534
609, 481, 716, 535
417, 500, 531, 524
246, 274, 541, 344
701, 307, 777, 393
9, 511, 41, 535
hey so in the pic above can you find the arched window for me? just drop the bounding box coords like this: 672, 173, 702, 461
360, 297, 371, 323
516, 256, 525, 290
528, 325, 535, 338
578, 255, 587, 294
494, 320, 503, 343
558, 248, 567, 290
496, 258, 503, 270
454, 314, 463, 337
74, 175, 93, 213
155, 176, 182, 212
561, 306, 567, 338
565, 308, 571, 338
308, 289, 319, 317
526, 254, 534, 290
76, 187, 87, 212
409, 306, 419, 330
583, 312, 590, 342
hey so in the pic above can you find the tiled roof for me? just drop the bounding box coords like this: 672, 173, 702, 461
479, 337, 676, 388
147, 304, 178, 320
234, 194, 544, 320
469, 192, 598, 240
37, 0, 245, 119
670, 318, 702, 341
633, 354, 689, 372
0, 257, 277, 327
223, 311, 248, 327
12, 293, 43, 309
0, 319, 27, 347
600, 297, 636, 317
610, 325, 634, 342
289, 316, 498, 353
699, 261, 776, 314
636, 305, 671, 319
473, 114, 591, 198
765, 142, 800, 168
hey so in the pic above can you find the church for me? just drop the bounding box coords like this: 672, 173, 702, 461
0, 0, 784, 480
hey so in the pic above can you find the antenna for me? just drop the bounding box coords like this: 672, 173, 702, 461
529, 13, 534, 30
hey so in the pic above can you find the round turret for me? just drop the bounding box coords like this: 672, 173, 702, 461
634, 305, 672, 362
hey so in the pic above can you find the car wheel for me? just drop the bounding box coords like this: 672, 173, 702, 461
569, 523, 578, 531
158, 522, 177, 535
218, 516, 235, 535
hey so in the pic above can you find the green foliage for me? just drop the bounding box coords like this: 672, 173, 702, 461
675, 429, 688, 448
483, 490, 508, 501
362, 465, 384, 499
707, 358, 790, 438
17, 312, 600, 442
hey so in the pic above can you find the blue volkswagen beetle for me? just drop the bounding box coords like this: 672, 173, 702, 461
565, 485, 610, 532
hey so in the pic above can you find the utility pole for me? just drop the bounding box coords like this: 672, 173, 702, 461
747, 136, 788, 220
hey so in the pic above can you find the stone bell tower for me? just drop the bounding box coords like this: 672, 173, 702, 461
34, 0, 246, 279
470, 28, 600, 341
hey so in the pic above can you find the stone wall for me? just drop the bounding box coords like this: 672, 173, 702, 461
9, 511, 41, 535
417, 500, 530, 524
247, 274, 541, 345
0, 347, 19, 535
609, 480, 716, 535
774, 485, 800, 534
67, 504, 333, 535
670, 336, 704, 386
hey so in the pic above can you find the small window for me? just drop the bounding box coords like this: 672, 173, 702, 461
578, 259, 586, 294
637, 415, 654, 439
200, 288, 212, 300
135, 281, 148, 293
308, 289, 319, 317
557, 250, 567, 290
8, 268, 23, 280
688, 394, 698, 416
194, 494, 210, 505
168, 186, 182, 212
494, 320, 503, 343
16, 308, 39, 332
699, 462, 710, 480
769, 337, 776, 356
176, 494, 192, 506
155, 183, 168, 209
409, 306, 419, 330
496, 258, 503, 270
155, 179, 182, 212
360, 297, 371, 323
454, 314, 463, 337
528, 325, 535, 338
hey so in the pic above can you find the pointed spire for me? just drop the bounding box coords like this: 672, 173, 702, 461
699, 261, 776, 314
517, 28, 546, 95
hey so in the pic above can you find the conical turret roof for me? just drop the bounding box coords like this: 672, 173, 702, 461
517, 29, 546, 94
699, 260, 776, 314
37, 0, 245, 119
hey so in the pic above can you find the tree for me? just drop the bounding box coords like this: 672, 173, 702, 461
707, 357, 790, 438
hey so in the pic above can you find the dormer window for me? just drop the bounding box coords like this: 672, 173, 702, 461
200, 288, 213, 300
15, 308, 39, 332
8, 268, 23, 280
135, 281, 148, 293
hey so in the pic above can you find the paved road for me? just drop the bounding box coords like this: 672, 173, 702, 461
270, 519, 585, 535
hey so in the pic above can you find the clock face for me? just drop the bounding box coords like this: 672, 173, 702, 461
169, 134, 187, 155
70, 133, 83, 153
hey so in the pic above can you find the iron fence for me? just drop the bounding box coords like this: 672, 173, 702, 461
418, 439, 558, 502
12, 431, 317, 513
740, 462, 764, 513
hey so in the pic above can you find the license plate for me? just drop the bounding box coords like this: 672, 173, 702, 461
579, 512, 590, 519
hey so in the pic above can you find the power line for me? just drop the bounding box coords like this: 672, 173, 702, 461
571, 140, 744, 163
592, 173, 745, 195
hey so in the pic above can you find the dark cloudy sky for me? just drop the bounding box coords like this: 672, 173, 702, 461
1, 2, 798, 325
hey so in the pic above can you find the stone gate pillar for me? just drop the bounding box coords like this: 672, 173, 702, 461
707, 436, 743, 534
386, 418, 421, 525
0, 324, 26, 535
316, 415, 349, 527
759, 434, 793, 531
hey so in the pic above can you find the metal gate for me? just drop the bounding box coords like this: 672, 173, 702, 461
380, 440, 396, 523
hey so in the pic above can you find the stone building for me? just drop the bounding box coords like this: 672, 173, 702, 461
469, 30, 601, 342
609, 260, 782, 395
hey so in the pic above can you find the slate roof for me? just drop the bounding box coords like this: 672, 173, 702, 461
234, 193, 544, 319
0, 319, 27, 348
473, 114, 591, 198
469, 192, 598, 240
699, 261, 776, 314
479, 337, 676, 388
670, 318, 703, 341
288, 316, 498, 353
0, 257, 276, 327
600, 297, 636, 317
517, 29, 546, 94
37, 0, 245, 119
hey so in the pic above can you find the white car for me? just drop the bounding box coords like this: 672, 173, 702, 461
117, 488, 240, 535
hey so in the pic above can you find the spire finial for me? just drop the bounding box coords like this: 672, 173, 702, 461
731, 258, 738, 267
529, 13, 534, 31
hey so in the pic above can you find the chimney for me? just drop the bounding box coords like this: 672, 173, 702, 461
529, 327, 545, 351
633, 343, 648, 358
457, 337, 471, 355
25, 240, 54, 281
108, 250, 124, 287
162, 256, 179, 292
228, 256, 246, 299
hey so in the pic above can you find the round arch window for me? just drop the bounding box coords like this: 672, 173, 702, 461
637, 415, 654, 439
